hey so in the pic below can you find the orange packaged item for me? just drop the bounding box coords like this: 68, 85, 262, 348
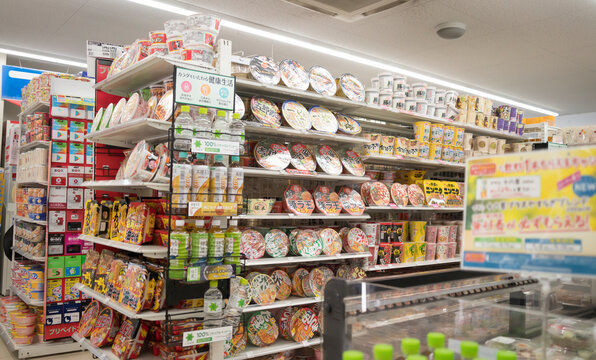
313, 185, 341, 215
90, 307, 120, 347
119, 262, 150, 313
93, 249, 115, 295
283, 185, 315, 216
124, 202, 156, 244
111, 319, 150, 359
106, 255, 129, 301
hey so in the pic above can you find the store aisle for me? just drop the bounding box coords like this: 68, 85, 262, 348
0, 339, 91, 360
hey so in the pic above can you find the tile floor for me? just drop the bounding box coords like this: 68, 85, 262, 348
0, 338, 91, 360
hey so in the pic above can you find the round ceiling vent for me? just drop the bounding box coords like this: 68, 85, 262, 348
435, 22, 466, 39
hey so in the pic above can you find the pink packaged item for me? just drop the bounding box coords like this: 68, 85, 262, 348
446, 242, 457, 258
448, 225, 458, 243
425, 243, 437, 261
437, 226, 450, 243
426, 225, 438, 243
436, 243, 449, 260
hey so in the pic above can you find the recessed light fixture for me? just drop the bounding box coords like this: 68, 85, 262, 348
125, 0, 558, 116
435, 22, 466, 40
0, 47, 87, 68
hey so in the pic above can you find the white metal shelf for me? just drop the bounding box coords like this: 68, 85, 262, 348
79, 235, 167, 258
232, 214, 370, 221
0, 321, 82, 359
73, 283, 192, 320
243, 167, 370, 182
18, 101, 50, 117
244, 122, 369, 145
82, 180, 169, 193
245, 252, 368, 266
235, 78, 523, 140
72, 333, 156, 360
85, 118, 171, 148
366, 206, 464, 212
14, 216, 46, 226
13, 247, 45, 262
362, 155, 466, 171
228, 337, 322, 360
365, 257, 461, 271
243, 296, 322, 313
16, 180, 48, 187
10, 285, 44, 306
19, 140, 50, 153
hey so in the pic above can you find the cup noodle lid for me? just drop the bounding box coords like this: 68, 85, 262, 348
313, 185, 342, 216
265, 229, 290, 258
282, 100, 311, 131
277, 306, 297, 340
279, 59, 309, 90
247, 310, 279, 347
295, 229, 323, 257
338, 186, 366, 215
254, 141, 291, 170
289, 143, 316, 171
309, 66, 336, 96
90, 307, 120, 347
225, 322, 247, 357
339, 150, 365, 177
291, 268, 309, 297
251, 97, 281, 128
315, 145, 343, 175
318, 228, 342, 255
283, 184, 315, 216
271, 269, 292, 300
309, 106, 338, 133
78, 300, 100, 337
241, 229, 266, 259
338, 73, 365, 102
336, 114, 362, 135
250, 274, 277, 305
407, 184, 425, 206
290, 307, 319, 342
341, 227, 367, 253
390, 183, 409, 206
249, 56, 280, 85
368, 182, 391, 206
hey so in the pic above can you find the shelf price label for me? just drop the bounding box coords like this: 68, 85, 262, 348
182, 326, 233, 347
192, 138, 239, 156
175, 67, 235, 111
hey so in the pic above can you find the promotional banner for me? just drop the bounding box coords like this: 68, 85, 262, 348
175, 67, 235, 111
1, 65, 43, 100
462, 146, 596, 276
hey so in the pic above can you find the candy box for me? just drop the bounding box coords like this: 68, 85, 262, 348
391, 242, 403, 263
111, 319, 150, 360
377, 243, 392, 265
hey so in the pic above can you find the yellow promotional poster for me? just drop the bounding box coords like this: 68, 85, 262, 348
463, 146, 596, 275
188, 202, 238, 217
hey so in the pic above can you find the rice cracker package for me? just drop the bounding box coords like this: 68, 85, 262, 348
111, 319, 150, 359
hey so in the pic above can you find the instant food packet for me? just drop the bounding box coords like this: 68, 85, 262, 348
83, 200, 100, 235
146, 263, 165, 311
90, 307, 120, 347
422, 180, 445, 207
109, 200, 123, 240
119, 262, 150, 313
106, 255, 129, 301
98, 200, 113, 238
93, 249, 115, 294
77, 300, 100, 337
81, 249, 100, 287
114, 202, 128, 242
124, 202, 156, 244
111, 318, 150, 359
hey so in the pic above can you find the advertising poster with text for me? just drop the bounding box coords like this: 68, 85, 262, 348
462, 146, 596, 276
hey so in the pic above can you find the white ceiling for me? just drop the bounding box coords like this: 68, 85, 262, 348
1, 0, 595, 115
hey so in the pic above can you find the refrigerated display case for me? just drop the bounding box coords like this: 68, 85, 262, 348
323, 269, 596, 359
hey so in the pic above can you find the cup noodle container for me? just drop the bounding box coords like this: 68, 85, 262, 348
453, 147, 464, 163
426, 86, 436, 103
463, 133, 474, 150
488, 137, 498, 154
409, 221, 426, 242
435, 89, 446, 104
437, 226, 450, 243
149, 30, 167, 44
394, 137, 409, 157
392, 93, 406, 110
497, 139, 506, 154
434, 105, 447, 119
379, 136, 395, 156
448, 225, 458, 243
444, 90, 458, 105
181, 46, 214, 65
426, 104, 435, 117
429, 144, 442, 160
393, 75, 407, 92
473, 136, 490, 153
365, 88, 379, 105
378, 72, 393, 90
412, 83, 427, 100
425, 243, 437, 261
363, 133, 381, 156
371, 77, 379, 88
415, 100, 427, 115
443, 126, 456, 146
430, 124, 444, 144
414, 122, 431, 143
149, 43, 168, 55
426, 226, 438, 243
441, 145, 454, 162
407, 140, 419, 158
167, 36, 184, 55
379, 90, 393, 108
367, 245, 379, 267
404, 98, 417, 112
187, 13, 221, 33
164, 19, 187, 37
182, 29, 216, 48
378, 243, 392, 265
418, 142, 430, 159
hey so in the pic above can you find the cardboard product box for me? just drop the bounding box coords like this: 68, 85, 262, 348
47, 256, 65, 279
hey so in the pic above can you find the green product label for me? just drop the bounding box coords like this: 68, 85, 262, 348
170, 232, 190, 258
208, 233, 224, 257
224, 232, 241, 256
190, 231, 209, 258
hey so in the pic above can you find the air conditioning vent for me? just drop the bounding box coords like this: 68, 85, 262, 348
284, 0, 412, 22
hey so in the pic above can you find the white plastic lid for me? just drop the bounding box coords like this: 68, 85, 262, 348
427, 86, 436, 90
412, 82, 427, 87
393, 75, 407, 79
365, 88, 379, 93
378, 72, 393, 77
379, 89, 393, 95
392, 92, 406, 98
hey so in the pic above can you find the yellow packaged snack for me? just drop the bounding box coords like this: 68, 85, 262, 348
109, 201, 122, 240
405, 170, 426, 184
442, 181, 462, 207
402, 242, 416, 263
115, 203, 128, 242
422, 180, 445, 207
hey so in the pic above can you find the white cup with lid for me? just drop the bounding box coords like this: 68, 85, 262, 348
426, 104, 435, 117
435, 89, 446, 104
379, 89, 393, 107
426, 86, 436, 103
392, 93, 406, 110
365, 88, 379, 105
404, 97, 417, 112
434, 105, 447, 118
412, 83, 427, 100
444, 90, 458, 105
371, 77, 380, 89
416, 100, 428, 114
393, 75, 407, 93
378, 73, 393, 91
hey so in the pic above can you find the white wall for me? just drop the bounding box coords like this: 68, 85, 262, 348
556, 112, 596, 127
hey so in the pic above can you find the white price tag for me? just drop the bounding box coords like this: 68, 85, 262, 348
188, 267, 200, 281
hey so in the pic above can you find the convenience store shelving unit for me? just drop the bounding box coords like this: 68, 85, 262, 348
78, 234, 168, 258
0, 321, 83, 359
9, 285, 44, 306
227, 338, 322, 360
366, 206, 464, 212
365, 257, 462, 271
13, 247, 46, 262
244, 253, 369, 267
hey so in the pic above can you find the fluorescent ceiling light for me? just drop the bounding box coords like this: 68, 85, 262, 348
124, 0, 558, 116
0, 48, 87, 68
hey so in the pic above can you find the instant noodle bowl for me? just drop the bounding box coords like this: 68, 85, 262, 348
402, 242, 416, 263
338, 186, 365, 215
437, 226, 450, 242
318, 228, 342, 255
146, 96, 158, 118
336, 114, 361, 135
250, 274, 277, 305
309, 66, 336, 96
91, 107, 104, 132
448, 225, 458, 243
315, 145, 342, 175
444, 90, 458, 105
247, 311, 279, 347
309, 106, 338, 133
281, 100, 311, 130
392, 93, 406, 110
306, 268, 328, 297
412, 83, 427, 100
313, 185, 341, 216
409, 221, 426, 242
390, 183, 409, 206
290, 308, 319, 342
167, 36, 183, 54
251, 97, 281, 128
254, 141, 291, 170
379, 89, 392, 107
182, 29, 215, 48
279, 59, 309, 90
393, 75, 407, 92
425, 243, 437, 260
378, 72, 393, 90
340, 150, 365, 177
391, 242, 403, 263
371, 77, 379, 88
181, 46, 214, 65
418, 142, 430, 159
341, 227, 367, 253
426, 86, 436, 103
441, 145, 454, 162
443, 126, 456, 146
394, 137, 409, 157
295, 229, 323, 257
435, 89, 446, 104
379, 136, 395, 156
123, 141, 160, 181
378, 243, 392, 264
291, 268, 309, 297
446, 242, 457, 258
429, 144, 442, 160
289, 143, 316, 171
78, 300, 100, 337
363, 133, 380, 156
241, 229, 266, 259
90, 307, 120, 347
249, 56, 280, 85
149, 30, 167, 44
368, 182, 391, 206
277, 307, 296, 340
164, 19, 186, 37
283, 184, 315, 216
108, 98, 127, 127
455, 127, 465, 147
187, 13, 221, 33
416, 100, 428, 114
225, 323, 247, 357
415, 242, 427, 261
336, 73, 365, 102
404, 97, 417, 112
154, 90, 174, 121
434, 105, 447, 118
271, 269, 292, 300
407, 184, 425, 206
120, 93, 148, 124
436, 243, 449, 260
365, 88, 379, 105
426, 225, 438, 243
265, 229, 289, 258
414, 121, 431, 142
234, 93, 245, 119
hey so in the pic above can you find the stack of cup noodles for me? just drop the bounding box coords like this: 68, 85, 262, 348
20, 72, 89, 110
466, 135, 519, 158
363, 123, 465, 163
365, 73, 455, 118
453, 96, 525, 136
357, 220, 462, 267
108, 13, 221, 78
21, 112, 50, 144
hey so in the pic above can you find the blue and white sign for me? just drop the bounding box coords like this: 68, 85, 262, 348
1, 65, 44, 100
